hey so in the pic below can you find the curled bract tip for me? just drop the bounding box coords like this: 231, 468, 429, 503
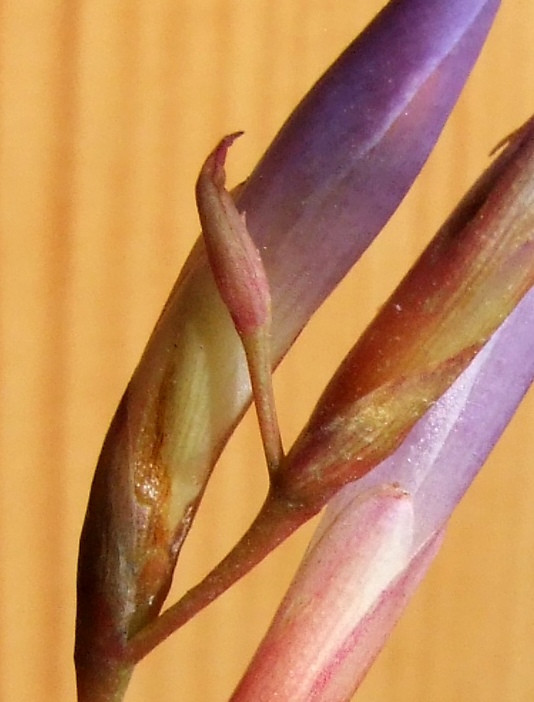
196, 134, 271, 337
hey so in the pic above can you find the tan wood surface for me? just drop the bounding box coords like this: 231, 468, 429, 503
1, 1, 533, 700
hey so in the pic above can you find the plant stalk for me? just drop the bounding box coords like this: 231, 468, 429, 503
126, 491, 314, 664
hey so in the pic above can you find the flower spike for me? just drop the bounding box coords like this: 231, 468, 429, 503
127, 112, 534, 665
102, 0, 501, 568
75, 1, 502, 697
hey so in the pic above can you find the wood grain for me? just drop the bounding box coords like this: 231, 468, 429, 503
1, 1, 533, 700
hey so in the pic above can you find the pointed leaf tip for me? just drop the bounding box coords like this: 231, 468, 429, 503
207, 131, 244, 187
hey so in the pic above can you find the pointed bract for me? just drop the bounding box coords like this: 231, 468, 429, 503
196, 132, 271, 338
196, 134, 283, 472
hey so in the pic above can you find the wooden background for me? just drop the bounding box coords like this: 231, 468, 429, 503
1, 1, 534, 700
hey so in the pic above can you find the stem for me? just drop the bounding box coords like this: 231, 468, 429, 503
76, 658, 133, 702
126, 492, 314, 664
242, 326, 284, 474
